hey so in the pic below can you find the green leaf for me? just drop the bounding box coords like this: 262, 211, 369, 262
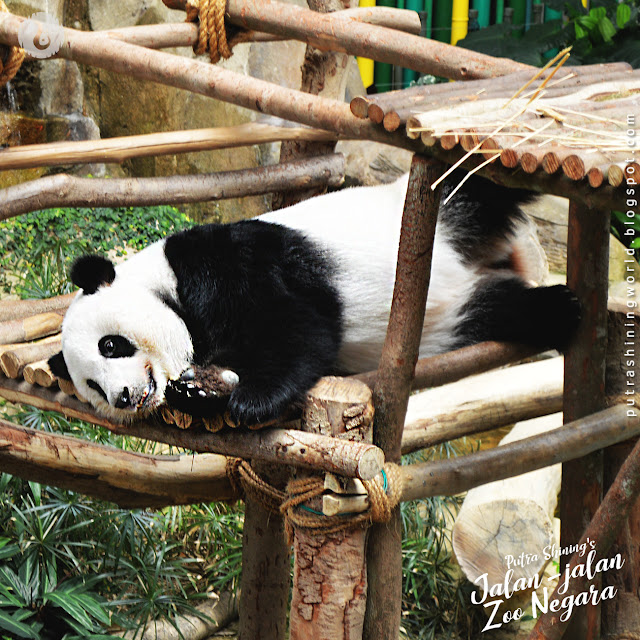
575, 22, 588, 38
598, 16, 617, 42
44, 591, 93, 629
617, 2, 631, 28
0, 610, 40, 639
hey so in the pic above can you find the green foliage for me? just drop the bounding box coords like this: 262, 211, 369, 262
612, 209, 640, 255
400, 443, 485, 640
458, 0, 640, 67
0, 205, 194, 298
0, 402, 244, 638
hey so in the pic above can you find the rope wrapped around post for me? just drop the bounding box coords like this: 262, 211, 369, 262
0, 1, 24, 86
226, 457, 405, 543
184, 0, 232, 63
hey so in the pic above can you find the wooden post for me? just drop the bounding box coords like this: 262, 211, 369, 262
602, 303, 640, 636
273, 0, 355, 210
289, 377, 374, 640
561, 201, 610, 640
238, 463, 291, 640
364, 156, 444, 640
529, 423, 640, 640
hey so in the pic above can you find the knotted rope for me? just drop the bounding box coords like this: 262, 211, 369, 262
226, 458, 404, 543
0, 1, 25, 86
185, 0, 232, 63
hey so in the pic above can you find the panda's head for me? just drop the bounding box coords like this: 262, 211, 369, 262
49, 255, 193, 423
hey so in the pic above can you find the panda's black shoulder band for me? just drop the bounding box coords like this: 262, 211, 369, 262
71, 255, 116, 294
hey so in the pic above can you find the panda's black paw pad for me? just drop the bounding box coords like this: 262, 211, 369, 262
164, 365, 239, 419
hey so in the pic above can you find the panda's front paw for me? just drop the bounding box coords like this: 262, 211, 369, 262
164, 365, 238, 418
226, 386, 287, 429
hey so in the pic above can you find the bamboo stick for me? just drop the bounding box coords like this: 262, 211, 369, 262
400, 405, 639, 501
0, 154, 345, 221
0, 123, 339, 171
0, 378, 384, 480
0, 335, 61, 378
0, 417, 236, 508
165, 0, 529, 79
0, 312, 63, 344
0, 293, 75, 323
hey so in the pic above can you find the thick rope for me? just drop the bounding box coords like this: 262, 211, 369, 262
0, 1, 25, 86
226, 457, 405, 542
185, 0, 232, 64
226, 457, 285, 515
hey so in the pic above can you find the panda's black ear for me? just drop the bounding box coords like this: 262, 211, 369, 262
48, 351, 72, 381
71, 255, 116, 294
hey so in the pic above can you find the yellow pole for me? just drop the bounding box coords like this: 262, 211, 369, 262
451, 0, 469, 44
357, 0, 375, 88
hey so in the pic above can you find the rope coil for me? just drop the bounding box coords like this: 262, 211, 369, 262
185, 0, 232, 64
0, 1, 25, 86
226, 458, 404, 543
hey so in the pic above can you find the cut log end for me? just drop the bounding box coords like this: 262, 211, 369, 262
452, 498, 555, 591
350, 96, 370, 119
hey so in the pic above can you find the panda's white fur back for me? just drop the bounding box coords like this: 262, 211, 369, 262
262, 175, 489, 371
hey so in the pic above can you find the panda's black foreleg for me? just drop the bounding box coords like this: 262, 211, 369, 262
454, 275, 581, 352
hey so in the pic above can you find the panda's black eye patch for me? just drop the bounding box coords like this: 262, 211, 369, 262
98, 335, 137, 358
87, 379, 108, 402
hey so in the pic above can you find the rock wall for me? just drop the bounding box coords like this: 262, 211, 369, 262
2, 0, 313, 221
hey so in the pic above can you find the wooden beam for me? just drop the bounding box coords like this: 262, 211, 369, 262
0, 378, 384, 480
401, 357, 563, 454
401, 405, 640, 501
0, 418, 236, 508
0, 12, 415, 151
164, 0, 528, 79
528, 416, 640, 640
0, 154, 345, 220
98, 6, 422, 50
0, 123, 339, 171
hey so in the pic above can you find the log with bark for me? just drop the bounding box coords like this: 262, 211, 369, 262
0, 154, 345, 220
0, 378, 384, 480
451, 413, 563, 603
401, 356, 564, 453
289, 377, 373, 640
0, 417, 237, 508
162, 0, 528, 79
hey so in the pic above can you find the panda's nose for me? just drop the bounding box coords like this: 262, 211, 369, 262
115, 387, 131, 409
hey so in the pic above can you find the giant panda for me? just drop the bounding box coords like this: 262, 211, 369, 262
48, 170, 580, 427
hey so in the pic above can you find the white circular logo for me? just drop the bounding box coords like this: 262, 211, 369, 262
17, 12, 64, 59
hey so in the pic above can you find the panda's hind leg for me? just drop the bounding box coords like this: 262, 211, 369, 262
454, 275, 581, 352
